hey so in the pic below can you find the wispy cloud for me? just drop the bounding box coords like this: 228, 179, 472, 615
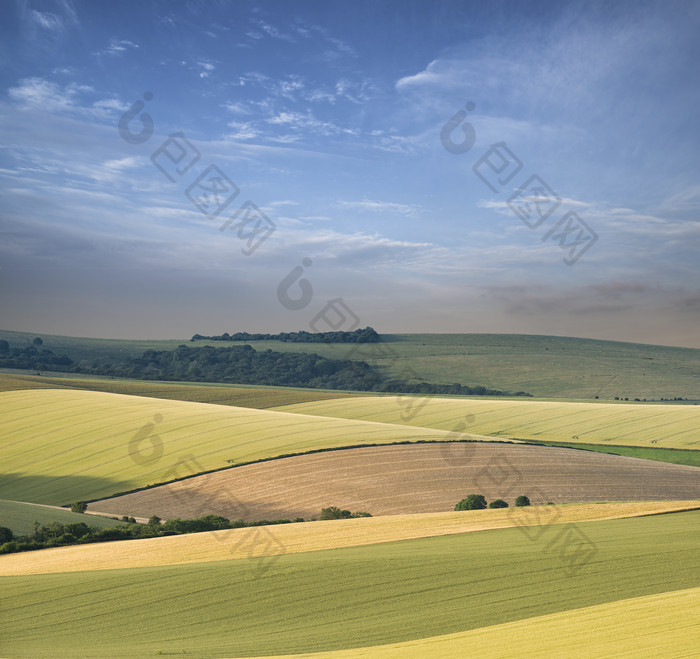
336, 199, 424, 218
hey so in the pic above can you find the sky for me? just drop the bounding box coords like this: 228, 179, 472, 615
1, 0, 699, 347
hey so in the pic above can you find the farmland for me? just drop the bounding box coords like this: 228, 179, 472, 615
2, 501, 695, 576
1, 330, 698, 658
0, 372, 367, 407
1, 510, 698, 657
264, 587, 700, 658
275, 396, 700, 449
0, 388, 459, 504
89, 443, 700, 521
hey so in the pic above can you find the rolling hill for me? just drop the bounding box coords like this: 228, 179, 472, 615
1, 510, 698, 657
89, 443, 700, 522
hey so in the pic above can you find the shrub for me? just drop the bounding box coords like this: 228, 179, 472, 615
455, 494, 487, 511
71, 501, 87, 513
515, 495, 531, 507
0, 527, 14, 543
488, 499, 509, 509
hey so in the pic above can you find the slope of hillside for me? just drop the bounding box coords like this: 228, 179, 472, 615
89, 443, 700, 522
275, 396, 700, 449
2, 329, 698, 399
0, 389, 461, 504
2, 501, 696, 576
260, 587, 700, 659
1, 510, 698, 657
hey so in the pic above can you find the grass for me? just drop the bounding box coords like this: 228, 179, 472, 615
262, 587, 700, 658
2, 329, 698, 400
0, 499, 125, 536
0, 372, 365, 408
275, 396, 700, 450
1, 510, 698, 657
0, 388, 457, 505
525, 440, 700, 468
1, 501, 697, 576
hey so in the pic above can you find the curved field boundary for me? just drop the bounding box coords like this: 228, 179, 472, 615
0, 372, 365, 407
1, 511, 699, 657
257, 587, 700, 658
1, 501, 697, 576
88, 443, 700, 522
274, 396, 700, 448
0, 389, 460, 505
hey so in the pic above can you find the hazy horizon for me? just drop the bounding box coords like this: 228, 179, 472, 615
2, 1, 699, 349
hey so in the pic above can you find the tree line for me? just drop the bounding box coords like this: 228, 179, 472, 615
0, 339, 531, 396
191, 327, 380, 343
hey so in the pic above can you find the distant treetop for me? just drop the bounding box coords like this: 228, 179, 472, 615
191, 327, 380, 344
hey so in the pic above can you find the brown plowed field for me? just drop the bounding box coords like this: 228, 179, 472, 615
90, 443, 700, 521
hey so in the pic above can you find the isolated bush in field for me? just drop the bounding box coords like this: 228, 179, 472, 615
71, 501, 87, 513
0, 526, 14, 543
488, 499, 509, 509
515, 495, 531, 507
455, 494, 487, 511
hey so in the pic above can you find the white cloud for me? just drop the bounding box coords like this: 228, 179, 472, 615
336, 199, 424, 218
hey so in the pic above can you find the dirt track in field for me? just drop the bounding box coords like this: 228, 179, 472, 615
90, 443, 700, 521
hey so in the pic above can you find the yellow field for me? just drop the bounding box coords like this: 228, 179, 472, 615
260, 587, 700, 659
0, 389, 464, 504
2, 501, 696, 576
275, 396, 700, 448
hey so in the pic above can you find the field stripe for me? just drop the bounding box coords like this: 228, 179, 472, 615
274, 396, 700, 449
1, 500, 697, 576
256, 586, 700, 658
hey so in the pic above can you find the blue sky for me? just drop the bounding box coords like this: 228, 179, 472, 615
1, 0, 699, 347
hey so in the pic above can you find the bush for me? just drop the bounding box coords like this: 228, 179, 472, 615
455, 494, 487, 511
515, 495, 531, 507
70, 501, 87, 513
488, 499, 509, 509
148, 515, 162, 528
320, 506, 352, 520
0, 526, 14, 543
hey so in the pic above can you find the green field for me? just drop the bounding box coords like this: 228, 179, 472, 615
0, 499, 124, 536
0, 388, 457, 505
2, 329, 698, 400
271, 587, 700, 658
525, 441, 700, 468
275, 396, 700, 450
1, 510, 698, 657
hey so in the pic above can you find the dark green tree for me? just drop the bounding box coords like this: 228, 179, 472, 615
70, 501, 87, 513
455, 494, 487, 511
515, 495, 531, 507
488, 499, 509, 508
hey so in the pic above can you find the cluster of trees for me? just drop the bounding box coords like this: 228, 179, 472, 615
0, 505, 377, 555
0, 513, 305, 556
455, 494, 531, 510
319, 506, 372, 520
191, 327, 380, 344
0, 339, 530, 397
0, 340, 73, 371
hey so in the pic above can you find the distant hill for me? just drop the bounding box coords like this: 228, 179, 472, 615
0, 329, 697, 400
